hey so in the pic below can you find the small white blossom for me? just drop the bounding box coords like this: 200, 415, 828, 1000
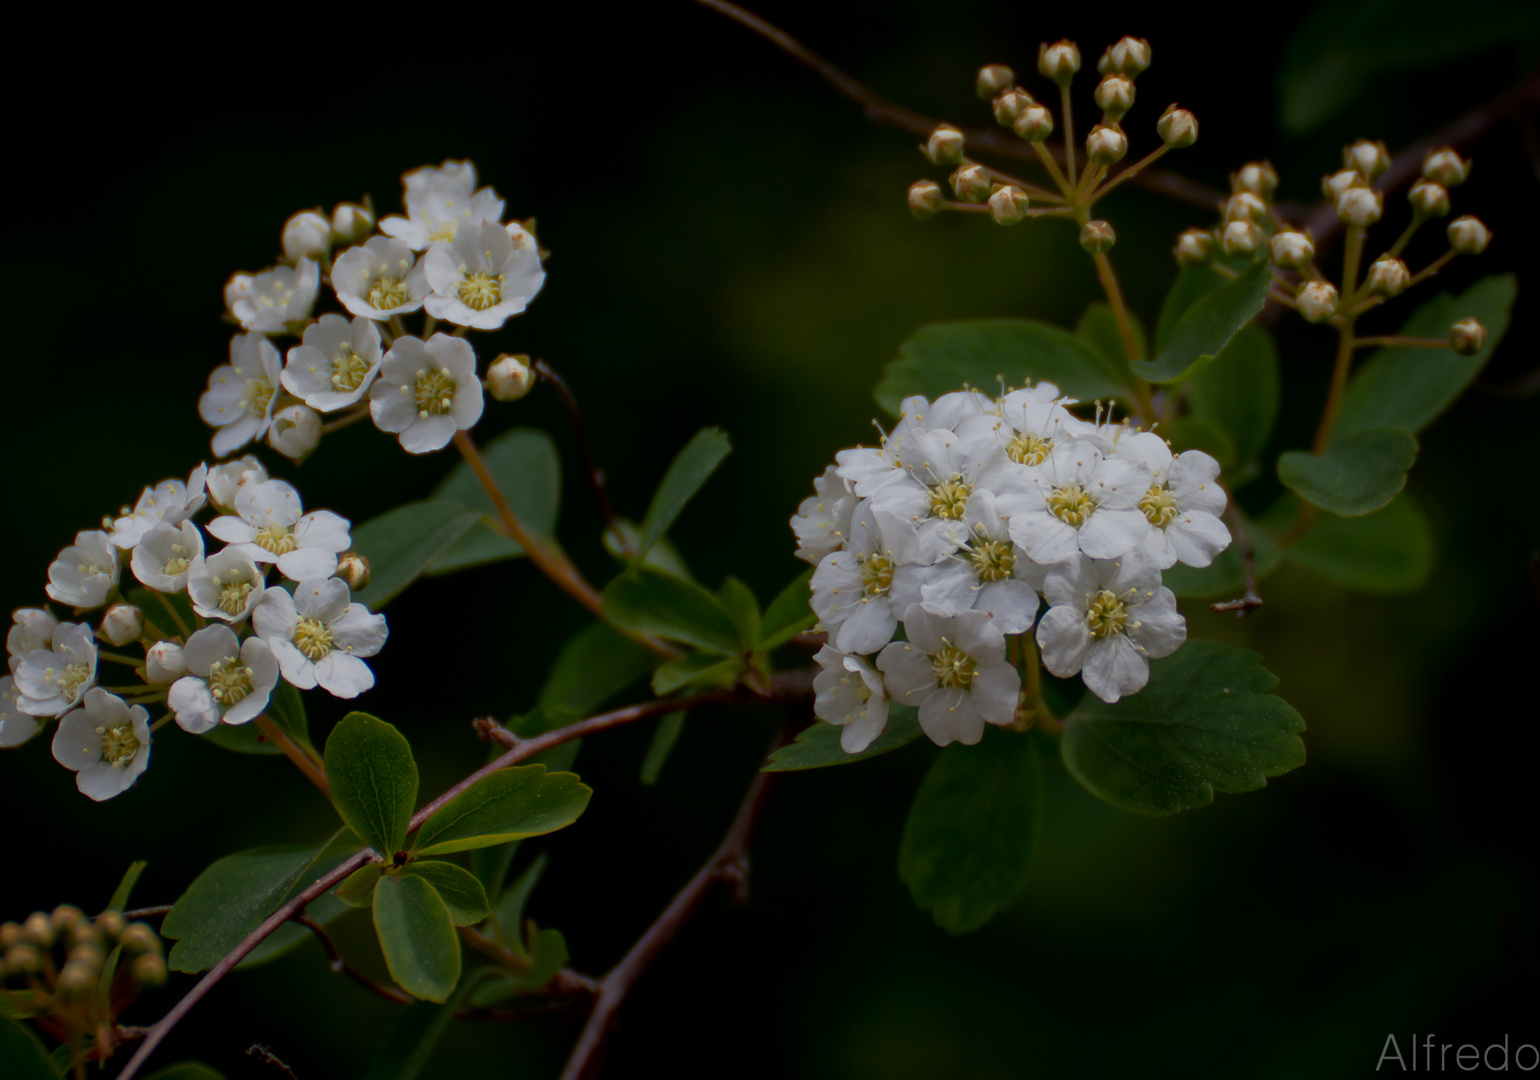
109, 464, 209, 549
403, 160, 477, 195
812, 645, 890, 753
810, 500, 919, 654
791, 466, 856, 565
8, 609, 58, 664
186, 548, 266, 623
332, 237, 429, 320
267, 404, 322, 459
51, 689, 150, 801
369, 333, 484, 454
46, 531, 119, 609
252, 577, 387, 698
225, 259, 319, 332
957, 382, 1088, 468
876, 608, 1019, 746
997, 438, 1152, 566
13, 622, 97, 717
423, 222, 546, 330
862, 424, 1016, 563
200, 332, 284, 456
834, 395, 933, 498
1113, 434, 1231, 569
206, 455, 268, 513
145, 641, 186, 684
281, 314, 384, 412
380, 177, 504, 250
207, 480, 350, 582
282, 211, 331, 262
101, 604, 143, 647
1, 677, 41, 747
129, 519, 205, 593
167, 625, 278, 733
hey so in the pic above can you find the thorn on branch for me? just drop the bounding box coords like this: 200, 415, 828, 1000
246, 1045, 298, 1078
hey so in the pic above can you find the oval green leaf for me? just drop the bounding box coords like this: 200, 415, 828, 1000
491, 854, 549, 956
336, 864, 384, 909
1278, 428, 1418, 517
637, 427, 732, 557
1075, 301, 1147, 365
1184, 324, 1281, 478
399, 861, 490, 926
0, 1013, 59, 1080
350, 502, 483, 610
1280, 493, 1433, 595
412, 765, 592, 857
601, 565, 742, 655
325, 712, 419, 857
1134, 261, 1271, 385
763, 702, 924, 772
373, 872, 460, 1003
427, 427, 561, 574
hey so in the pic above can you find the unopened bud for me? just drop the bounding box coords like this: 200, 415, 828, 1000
1322, 169, 1365, 200
119, 924, 160, 957
267, 404, 322, 460
22, 912, 54, 948
1085, 124, 1128, 165
907, 179, 945, 221
1079, 220, 1116, 253
1013, 104, 1054, 142
1221, 220, 1265, 258
925, 124, 965, 166
1270, 230, 1316, 270
95, 912, 125, 941
1297, 281, 1339, 323
331, 202, 375, 244
67, 941, 104, 969
57, 959, 99, 998
336, 551, 371, 592
0, 923, 21, 950
1223, 192, 1268, 225
1344, 139, 1391, 182
1232, 161, 1279, 198
1447, 215, 1490, 254
101, 604, 143, 647
1038, 40, 1081, 85
1366, 256, 1411, 297
145, 641, 186, 684
1174, 228, 1215, 266
51, 905, 85, 936
1449, 317, 1486, 355
950, 164, 992, 203
131, 952, 167, 988
487, 354, 536, 401
282, 210, 331, 262
989, 186, 1031, 226
66, 921, 101, 950
1422, 147, 1469, 188
992, 88, 1035, 126
1098, 36, 1151, 78
1336, 187, 1383, 227
1408, 179, 1450, 218
5, 943, 41, 975
976, 64, 1015, 100
1156, 105, 1197, 147
1094, 75, 1135, 122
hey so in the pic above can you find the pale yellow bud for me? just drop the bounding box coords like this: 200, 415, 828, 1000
1447, 215, 1491, 254
989, 185, 1031, 225
976, 64, 1016, 100
1097, 36, 1151, 78
58, 959, 99, 998
924, 124, 965, 166
992, 88, 1035, 126
1173, 228, 1214, 266
908, 179, 945, 220
1344, 139, 1391, 182
0, 923, 20, 950
331, 203, 375, 244
1094, 75, 1135, 122
950, 164, 992, 203
1270, 230, 1316, 270
1223, 192, 1269, 225
51, 906, 85, 936
1232, 161, 1279, 198
118, 923, 161, 957
4, 943, 41, 976
1448, 317, 1486, 356
1423, 147, 1469, 188
1322, 168, 1366, 200
1156, 104, 1197, 147
1297, 281, 1339, 323
1221, 220, 1265, 258
131, 953, 168, 988
102, 604, 143, 646
1038, 40, 1081, 85
1013, 104, 1054, 142
22, 912, 54, 948
1366, 256, 1411, 298
282, 210, 331, 262
1085, 124, 1128, 165
1408, 179, 1450, 218
487, 353, 535, 401
1336, 187, 1383, 227
1079, 220, 1116, 253
336, 551, 371, 592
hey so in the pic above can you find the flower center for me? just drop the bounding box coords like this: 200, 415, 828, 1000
1139, 484, 1178, 527
1047, 483, 1095, 527
293, 617, 335, 661
211, 572, 257, 616
414, 368, 456, 416
332, 344, 371, 392
859, 553, 894, 598
967, 538, 1015, 583
428, 221, 459, 243
164, 541, 192, 577
929, 477, 972, 520
369, 276, 409, 311
930, 641, 977, 689
457, 272, 502, 311
1007, 432, 1053, 466
207, 656, 255, 705
1085, 589, 1129, 639
51, 662, 91, 703
255, 524, 297, 555
241, 377, 275, 418
96, 722, 141, 768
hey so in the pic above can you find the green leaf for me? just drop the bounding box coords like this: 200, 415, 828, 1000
336, 864, 383, 908
126, 587, 196, 640
538, 623, 655, 716
601, 565, 742, 655
360, 970, 492, 1080
105, 860, 147, 912
1280, 494, 1434, 595
716, 577, 760, 652
240, 893, 348, 969
650, 654, 743, 695
142, 1065, 228, 1080
1162, 524, 1281, 599
875, 319, 1139, 416
427, 428, 561, 574
1333, 275, 1517, 441
467, 927, 569, 1005
1062, 641, 1306, 816
636, 427, 732, 557
491, 854, 548, 955
639, 712, 686, 785
373, 873, 460, 1003
399, 862, 490, 926
897, 728, 1043, 934
325, 712, 419, 857
0, 1012, 60, 1080
508, 706, 582, 774
603, 519, 696, 581
1134, 262, 1271, 384
350, 502, 482, 611
471, 842, 520, 907
1154, 267, 1222, 352
1075, 301, 1147, 365
757, 568, 815, 651
412, 765, 592, 856
94, 944, 122, 1017
1278, 428, 1418, 517
1184, 325, 1281, 477
763, 702, 924, 772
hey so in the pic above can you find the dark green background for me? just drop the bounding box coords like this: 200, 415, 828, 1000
4, 2, 1537, 1076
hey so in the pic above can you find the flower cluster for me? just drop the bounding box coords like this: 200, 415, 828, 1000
794, 385, 1231, 751
1, 461, 386, 800
203, 160, 546, 460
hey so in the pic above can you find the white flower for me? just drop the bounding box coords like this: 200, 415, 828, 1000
926, 389, 996, 430
332, 237, 429, 320
369, 333, 484, 453
252, 577, 387, 698
186, 548, 266, 622
281, 314, 384, 412
225, 259, 319, 332
1, 677, 41, 747
380, 179, 504, 250
834, 395, 936, 499
875, 608, 1019, 746
1036, 557, 1186, 703
997, 438, 1152, 566
423, 221, 546, 330
206, 455, 268, 513
282, 211, 331, 262
167, 625, 278, 733
791, 466, 856, 565
8, 609, 58, 664
862, 424, 1015, 563
403, 160, 477, 196
957, 381, 1087, 469
812, 645, 890, 753
13, 622, 97, 717
200, 331, 284, 456
810, 500, 919, 654
207, 480, 350, 581
50, 689, 150, 801
1111, 434, 1231, 570
109, 464, 209, 549
145, 641, 186, 684
46, 531, 119, 609
892, 490, 1043, 634
267, 404, 322, 459
129, 519, 205, 593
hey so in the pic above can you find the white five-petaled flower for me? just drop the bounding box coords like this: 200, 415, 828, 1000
875, 607, 1019, 747
8, 608, 58, 664
1111, 434, 1231, 570
1036, 556, 1186, 704
997, 438, 1152, 566
129, 519, 205, 593
812, 645, 891, 753
206, 454, 268, 513
224, 259, 319, 332
281, 314, 384, 411
167, 625, 279, 733
200, 331, 285, 456
957, 381, 1086, 470
186, 548, 266, 623
13, 622, 97, 717
109, 464, 209, 549
380, 179, 504, 250
810, 500, 920, 654
369, 333, 484, 453
252, 577, 387, 698
866, 423, 1016, 563
207, 479, 350, 581
423, 222, 546, 330
332, 237, 430, 321
1, 676, 39, 747
46, 530, 119, 609
50, 689, 151, 801
834, 394, 936, 499
791, 466, 856, 565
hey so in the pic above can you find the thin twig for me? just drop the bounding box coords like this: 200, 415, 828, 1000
119, 906, 173, 920
254, 715, 328, 797
1210, 503, 1263, 616
291, 914, 413, 1006
533, 360, 624, 550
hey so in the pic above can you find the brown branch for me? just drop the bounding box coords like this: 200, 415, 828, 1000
533, 360, 623, 550
558, 725, 791, 1080
119, 905, 173, 920
1210, 503, 1263, 616
289, 914, 414, 1006
254, 714, 328, 797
